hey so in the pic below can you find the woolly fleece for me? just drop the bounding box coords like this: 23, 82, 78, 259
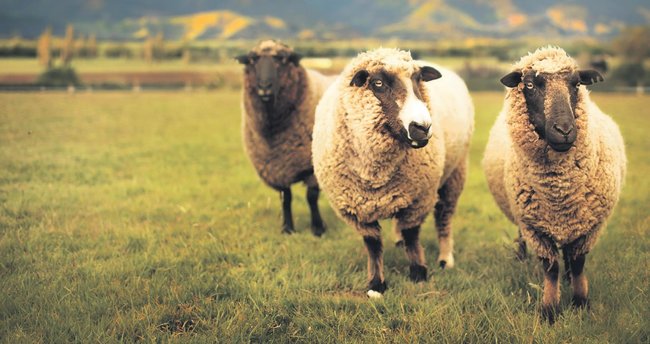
313, 48, 474, 234
482, 46, 626, 261
241, 40, 336, 190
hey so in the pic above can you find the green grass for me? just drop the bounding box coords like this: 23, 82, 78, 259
0, 91, 648, 343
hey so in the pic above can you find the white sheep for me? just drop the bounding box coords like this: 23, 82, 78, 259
482, 46, 626, 323
312, 48, 474, 297
237, 40, 336, 236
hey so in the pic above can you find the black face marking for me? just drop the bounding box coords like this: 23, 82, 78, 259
241, 50, 301, 102
521, 73, 547, 139
351, 69, 407, 144
519, 71, 580, 152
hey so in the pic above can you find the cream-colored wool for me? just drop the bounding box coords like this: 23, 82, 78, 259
313, 47, 473, 246
482, 46, 626, 261
241, 40, 336, 190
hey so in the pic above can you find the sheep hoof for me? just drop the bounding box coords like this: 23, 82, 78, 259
571, 296, 590, 309
541, 304, 561, 325
367, 279, 387, 298
437, 255, 454, 269
395, 240, 404, 248
367, 290, 383, 299
281, 226, 295, 235
409, 264, 428, 282
311, 224, 326, 237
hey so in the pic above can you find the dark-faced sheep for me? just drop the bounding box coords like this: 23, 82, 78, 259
237, 40, 336, 236
313, 48, 474, 297
482, 46, 626, 323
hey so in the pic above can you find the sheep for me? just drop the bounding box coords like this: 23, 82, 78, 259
312, 48, 474, 297
237, 40, 336, 236
482, 46, 626, 322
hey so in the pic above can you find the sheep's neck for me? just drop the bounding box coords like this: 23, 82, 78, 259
511, 95, 597, 196
345, 122, 405, 188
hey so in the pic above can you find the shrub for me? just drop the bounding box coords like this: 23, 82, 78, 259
36, 67, 81, 86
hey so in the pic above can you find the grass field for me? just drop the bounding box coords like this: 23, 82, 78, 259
0, 90, 648, 342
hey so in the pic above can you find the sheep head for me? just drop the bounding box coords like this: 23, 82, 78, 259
236, 40, 302, 103
500, 46, 603, 152
344, 48, 441, 149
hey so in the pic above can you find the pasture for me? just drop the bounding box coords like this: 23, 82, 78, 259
0, 90, 648, 342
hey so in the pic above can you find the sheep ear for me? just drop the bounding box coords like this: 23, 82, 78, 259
500, 71, 522, 88
421, 66, 442, 81
350, 70, 369, 87
578, 70, 604, 85
235, 54, 250, 64
288, 52, 302, 66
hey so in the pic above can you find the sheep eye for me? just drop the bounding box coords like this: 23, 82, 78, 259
373, 80, 383, 88
525, 82, 534, 89
576, 82, 581, 88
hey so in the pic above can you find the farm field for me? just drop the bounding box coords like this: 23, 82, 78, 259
0, 91, 648, 342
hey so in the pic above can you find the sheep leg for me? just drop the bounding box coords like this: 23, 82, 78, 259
515, 228, 528, 261
561, 246, 572, 283
357, 221, 386, 298
306, 185, 326, 237
401, 225, 427, 282
563, 243, 589, 308
434, 160, 466, 269
393, 222, 404, 247
540, 257, 561, 324
279, 188, 294, 234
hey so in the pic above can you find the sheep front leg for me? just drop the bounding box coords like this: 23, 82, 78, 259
306, 184, 326, 237
401, 225, 427, 282
356, 221, 386, 298
563, 244, 589, 308
540, 258, 561, 324
434, 159, 466, 269
279, 188, 294, 234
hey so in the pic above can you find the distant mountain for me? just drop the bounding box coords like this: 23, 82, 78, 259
0, 0, 648, 40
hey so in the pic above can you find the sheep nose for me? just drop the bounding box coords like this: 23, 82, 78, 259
258, 81, 273, 90
553, 123, 573, 137
408, 122, 431, 141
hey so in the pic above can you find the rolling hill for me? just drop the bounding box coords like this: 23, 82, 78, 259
0, 0, 647, 40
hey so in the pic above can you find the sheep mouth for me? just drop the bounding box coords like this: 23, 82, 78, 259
409, 139, 429, 149
257, 89, 274, 102
548, 142, 573, 152
397, 127, 429, 149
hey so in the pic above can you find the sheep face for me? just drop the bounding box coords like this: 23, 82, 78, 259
500, 69, 603, 152
348, 65, 441, 149
236, 48, 301, 103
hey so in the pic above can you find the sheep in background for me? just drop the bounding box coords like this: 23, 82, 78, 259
483, 46, 626, 323
237, 40, 336, 236
313, 48, 474, 297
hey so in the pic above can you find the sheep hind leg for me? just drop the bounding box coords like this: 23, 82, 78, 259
306, 185, 326, 237
434, 161, 466, 269
280, 188, 295, 234
515, 229, 528, 261
401, 225, 427, 282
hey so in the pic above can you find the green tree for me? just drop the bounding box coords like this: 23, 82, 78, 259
612, 26, 650, 63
